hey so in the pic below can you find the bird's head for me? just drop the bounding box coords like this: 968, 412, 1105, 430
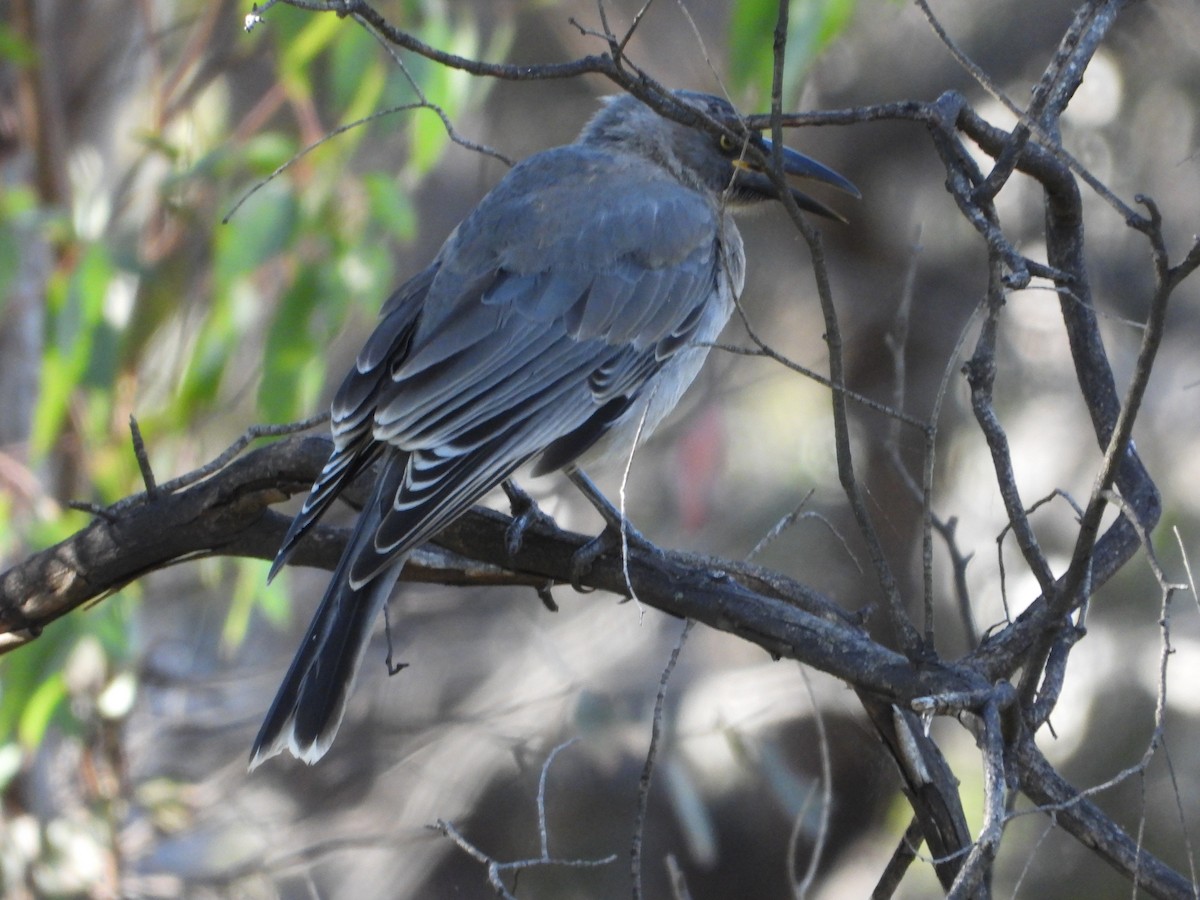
581, 90, 859, 220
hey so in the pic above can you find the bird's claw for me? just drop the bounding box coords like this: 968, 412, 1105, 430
569, 516, 661, 591
502, 479, 555, 558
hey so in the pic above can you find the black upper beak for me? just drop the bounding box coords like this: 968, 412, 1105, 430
733, 137, 860, 222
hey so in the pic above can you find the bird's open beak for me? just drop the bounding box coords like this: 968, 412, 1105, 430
732, 138, 860, 222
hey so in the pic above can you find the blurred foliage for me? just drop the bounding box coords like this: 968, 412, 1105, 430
729, 0, 857, 107
0, 0, 497, 755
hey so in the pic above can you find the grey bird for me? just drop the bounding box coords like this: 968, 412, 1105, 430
250, 90, 858, 767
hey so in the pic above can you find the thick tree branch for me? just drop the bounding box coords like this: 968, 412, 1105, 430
0, 436, 542, 651
0, 434, 988, 704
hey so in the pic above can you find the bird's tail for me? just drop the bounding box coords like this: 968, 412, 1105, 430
249, 465, 406, 769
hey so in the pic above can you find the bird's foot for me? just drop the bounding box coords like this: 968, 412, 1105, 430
565, 468, 662, 590
501, 479, 557, 558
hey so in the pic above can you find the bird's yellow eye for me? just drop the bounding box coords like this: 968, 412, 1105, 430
719, 133, 737, 154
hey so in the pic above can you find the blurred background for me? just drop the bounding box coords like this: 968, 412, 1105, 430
0, 0, 1198, 897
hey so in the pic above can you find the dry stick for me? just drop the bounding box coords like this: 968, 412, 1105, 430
223, 104, 430, 223
631, 618, 693, 900
128, 415, 156, 495
745, 491, 862, 575
746, 492, 813, 562
1008, 496, 1191, 899
925, 305, 986, 645
962, 254, 1057, 593
613, 0, 657, 58
672, 0, 732, 104
1007, 817, 1059, 898
881, 228, 935, 641
1015, 735, 1196, 900
1022, 201, 1200, 708
117, 413, 328, 509
704, 340, 926, 431
993, 488, 1085, 626
355, 17, 515, 167
946, 699, 1006, 899
769, 140, 923, 661
881, 231, 982, 645
617, 386, 657, 616
431, 739, 617, 899
915, 0, 1145, 228
870, 818, 925, 900
1167, 528, 1200, 889
536, 738, 579, 859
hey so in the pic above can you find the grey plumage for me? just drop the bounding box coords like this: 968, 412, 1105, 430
250, 90, 857, 767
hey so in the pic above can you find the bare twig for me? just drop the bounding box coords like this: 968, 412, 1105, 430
632, 618, 693, 900
430, 739, 616, 898
945, 699, 1006, 899
871, 818, 925, 899
128, 415, 156, 495
127, 414, 329, 506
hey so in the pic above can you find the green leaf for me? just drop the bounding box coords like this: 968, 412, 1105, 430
279, 11, 343, 101
0, 22, 36, 65
258, 263, 324, 422
31, 242, 115, 455
404, 12, 482, 178
222, 559, 287, 651
241, 132, 300, 177
173, 186, 298, 413
18, 673, 67, 749
214, 187, 298, 292
728, 0, 857, 107
331, 24, 386, 120
363, 173, 417, 242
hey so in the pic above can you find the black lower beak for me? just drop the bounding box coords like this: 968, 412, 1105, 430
734, 139, 859, 221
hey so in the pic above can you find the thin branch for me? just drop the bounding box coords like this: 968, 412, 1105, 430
765, 138, 925, 660
428, 738, 616, 897
632, 618, 693, 900
1020, 197, 1184, 707
132, 414, 328, 505
223, 104, 423, 224
1014, 735, 1195, 899
702, 341, 928, 432
963, 256, 1058, 596
945, 699, 1006, 899
128, 415, 156, 495
870, 818, 924, 900
538, 738, 581, 858
914, 0, 1147, 227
